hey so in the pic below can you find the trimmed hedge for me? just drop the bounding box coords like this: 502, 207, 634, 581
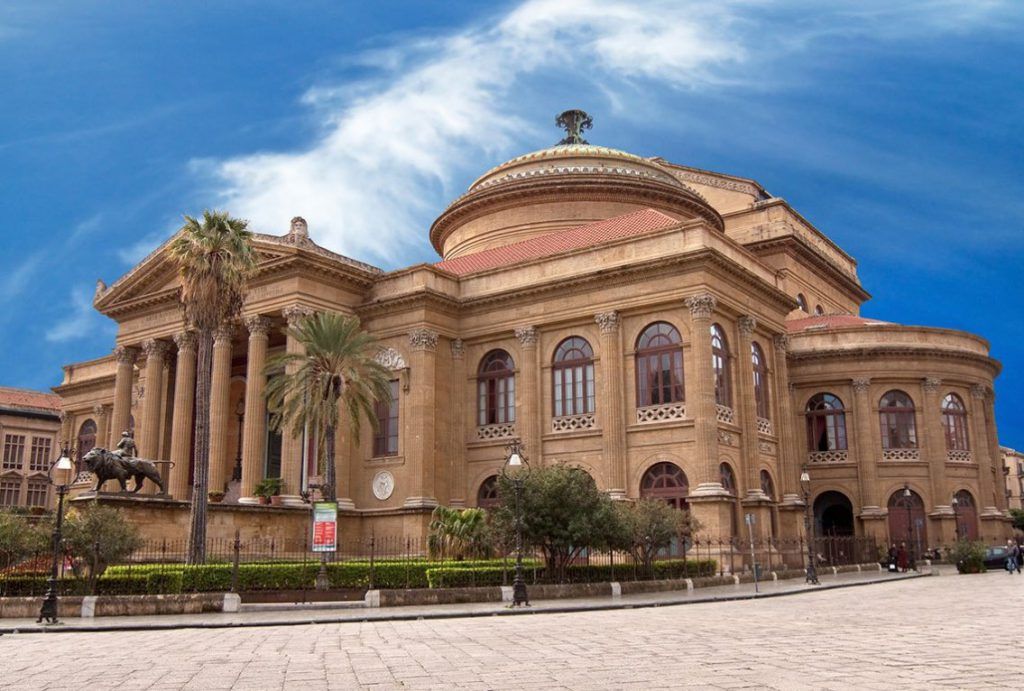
426, 559, 718, 589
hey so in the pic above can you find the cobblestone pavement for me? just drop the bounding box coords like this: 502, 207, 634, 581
1, 570, 1019, 690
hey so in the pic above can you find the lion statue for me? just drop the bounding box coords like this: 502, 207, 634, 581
81, 447, 173, 494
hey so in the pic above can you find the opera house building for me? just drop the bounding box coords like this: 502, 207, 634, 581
54, 115, 1009, 548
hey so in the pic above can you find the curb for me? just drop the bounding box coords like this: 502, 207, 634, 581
0, 572, 929, 635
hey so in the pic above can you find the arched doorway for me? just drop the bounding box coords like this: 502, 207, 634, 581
76, 419, 97, 471
813, 491, 855, 537
640, 462, 689, 510
953, 490, 979, 541
888, 487, 928, 559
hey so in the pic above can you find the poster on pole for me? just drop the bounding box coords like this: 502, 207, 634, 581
311, 501, 338, 553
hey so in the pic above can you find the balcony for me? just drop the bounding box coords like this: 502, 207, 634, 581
636, 403, 686, 424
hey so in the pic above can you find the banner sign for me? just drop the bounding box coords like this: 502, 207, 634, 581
311, 501, 338, 553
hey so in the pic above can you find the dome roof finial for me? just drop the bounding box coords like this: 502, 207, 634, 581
556, 109, 593, 145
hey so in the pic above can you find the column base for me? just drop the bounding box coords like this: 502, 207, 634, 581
336, 498, 356, 511
859, 505, 887, 519
237, 497, 260, 506
741, 489, 771, 505
279, 495, 307, 508
448, 499, 466, 508
780, 493, 806, 509
690, 482, 731, 499
403, 496, 439, 509
980, 506, 1004, 518
607, 489, 628, 501
928, 505, 955, 517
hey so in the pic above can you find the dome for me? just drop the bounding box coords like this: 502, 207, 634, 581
430, 111, 724, 259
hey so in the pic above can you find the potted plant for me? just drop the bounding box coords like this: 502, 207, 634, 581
254, 477, 283, 506
208, 490, 225, 504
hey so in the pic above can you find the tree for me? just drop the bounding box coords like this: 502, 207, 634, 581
1008, 508, 1024, 532
493, 465, 618, 582
0, 511, 48, 570
61, 502, 142, 592
428, 507, 492, 560
264, 311, 393, 504
609, 499, 700, 574
169, 210, 255, 564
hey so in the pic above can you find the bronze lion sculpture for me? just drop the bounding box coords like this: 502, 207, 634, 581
81, 447, 172, 494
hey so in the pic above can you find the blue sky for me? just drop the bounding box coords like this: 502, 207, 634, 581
1, 1, 1022, 447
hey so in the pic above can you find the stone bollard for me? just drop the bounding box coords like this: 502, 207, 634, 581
80, 596, 98, 619
222, 593, 241, 613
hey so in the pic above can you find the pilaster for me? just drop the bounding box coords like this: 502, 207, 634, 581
773, 336, 802, 508
514, 326, 541, 465
404, 327, 439, 509
595, 311, 627, 499
736, 316, 769, 506
683, 294, 727, 499
970, 384, 1001, 519
921, 377, 949, 514
448, 338, 467, 507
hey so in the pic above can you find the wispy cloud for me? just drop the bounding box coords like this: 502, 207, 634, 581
45, 285, 114, 343
0, 252, 44, 301
202, 0, 1018, 267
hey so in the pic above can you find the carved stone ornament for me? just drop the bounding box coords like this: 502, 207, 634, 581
375, 347, 408, 371
409, 328, 438, 351
244, 315, 271, 337
372, 470, 395, 501
737, 315, 757, 337
282, 304, 314, 326
685, 294, 716, 320
92, 404, 106, 417
852, 378, 871, 394
556, 109, 593, 145
450, 338, 465, 359
94, 279, 107, 300
172, 331, 197, 351
114, 345, 138, 365
289, 216, 309, 239
773, 334, 790, 352
594, 311, 620, 334
213, 324, 235, 343
923, 377, 942, 393
970, 384, 988, 400
141, 339, 170, 362
514, 325, 539, 346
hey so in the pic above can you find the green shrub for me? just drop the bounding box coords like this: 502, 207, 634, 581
0, 576, 84, 597
146, 571, 183, 594
426, 566, 508, 588
949, 540, 987, 574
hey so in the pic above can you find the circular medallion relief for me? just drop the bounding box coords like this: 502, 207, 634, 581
372, 471, 395, 501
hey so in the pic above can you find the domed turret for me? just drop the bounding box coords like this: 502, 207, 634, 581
430, 111, 724, 259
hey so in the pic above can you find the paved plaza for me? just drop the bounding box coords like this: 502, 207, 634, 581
1, 570, 1019, 690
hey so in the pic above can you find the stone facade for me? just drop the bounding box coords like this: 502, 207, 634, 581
1002, 446, 1024, 512
54, 134, 1010, 547
0, 387, 62, 510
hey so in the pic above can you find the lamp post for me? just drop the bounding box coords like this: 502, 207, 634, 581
799, 466, 818, 585
37, 444, 75, 625
501, 438, 531, 607
232, 398, 245, 482
951, 493, 961, 543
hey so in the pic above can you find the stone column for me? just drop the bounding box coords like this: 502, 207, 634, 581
168, 332, 197, 500
404, 328, 439, 508
970, 385, 1000, 517
921, 377, 951, 512
683, 294, 731, 536
851, 378, 883, 515
279, 306, 313, 506
239, 316, 270, 505
207, 325, 235, 495
448, 338, 467, 507
92, 405, 109, 454
595, 311, 627, 499
139, 340, 170, 461
772, 337, 804, 538
109, 345, 138, 448
514, 326, 542, 464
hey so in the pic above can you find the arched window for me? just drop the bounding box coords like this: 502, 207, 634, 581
552, 337, 595, 417
805, 393, 848, 451
477, 350, 515, 426
751, 342, 769, 419
710, 324, 731, 407
814, 304, 824, 316
879, 390, 917, 449
640, 462, 689, 510
796, 294, 808, 312
719, 462, 737, 495
941, 393, 969, 451
635, 322, 684, 407
477, 475, 500, 509
76, 419, 97, 469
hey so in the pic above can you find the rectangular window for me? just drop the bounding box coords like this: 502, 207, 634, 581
0, 480, 20, 506
2, 435, 25, 470
29, 437, 52, 472
26, 482, 48, 508
373, 380, 399, 457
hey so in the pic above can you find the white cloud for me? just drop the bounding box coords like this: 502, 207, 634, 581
203, 0, 1017, 267
0, 252, 44, 302
46, 285, 113, 343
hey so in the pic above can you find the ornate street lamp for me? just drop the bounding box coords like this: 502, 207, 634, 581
902, 483, 915, 569
501, 438, 531, 607
799, 466, 819, 585
37, 444, 75, 625
951, 493, 961, 542
232, 398, 245, 482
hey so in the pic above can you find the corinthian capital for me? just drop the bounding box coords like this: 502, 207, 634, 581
852, 378, 871, 394
685, 294, 716, 320
409, 328, 438, 351
922, 377, 942, 393
737, 315, 757, 337
173, 331, 197, 351
514, 326, 539, 347
594, 311, 620, 334
114, 345, 138, 365
141, 339, 170, 362
282, 304, 314, 327
970, 384, 988, 400
244, 315, 271, 337
773, 334, 790, 352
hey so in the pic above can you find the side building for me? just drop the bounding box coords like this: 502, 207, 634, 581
54, 117, 1010, 549
0, 387, 62, 511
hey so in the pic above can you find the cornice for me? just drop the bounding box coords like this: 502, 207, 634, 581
745, 235, 870, 302
358, 287, 461, 318
788, 345, 1001, 377
52, 375, 117, 396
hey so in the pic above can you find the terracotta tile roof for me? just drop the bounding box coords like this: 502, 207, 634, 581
435, 208, 680, 276
0, 386, 62, 415
787, 314, 892, 333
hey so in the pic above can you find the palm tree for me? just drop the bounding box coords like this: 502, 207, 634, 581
264, 310, 392, 505
169, 210, 255, 565
428, 507, 491, 561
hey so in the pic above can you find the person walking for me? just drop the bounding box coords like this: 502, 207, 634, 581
887, 544, 898, 573
1006, 540, 1021, 575
897, 542, 909, 573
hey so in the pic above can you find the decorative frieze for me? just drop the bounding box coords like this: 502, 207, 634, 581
409, 328, 439, 352
758, 441, 776, 456
476, 423, 516, 441
882, 448, 921, 462
717, 430, 736, 446
514, 326, 539, 347
807, 450, 849, 464
685, 294, 716, 320
715, 404, 735, 424
375, 347, 407, 371
635, 403, 686, 424
594, 311, 620, 334
551, 413, 596, 433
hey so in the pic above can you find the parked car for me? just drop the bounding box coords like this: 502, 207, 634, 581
982, 545, 1012, 570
